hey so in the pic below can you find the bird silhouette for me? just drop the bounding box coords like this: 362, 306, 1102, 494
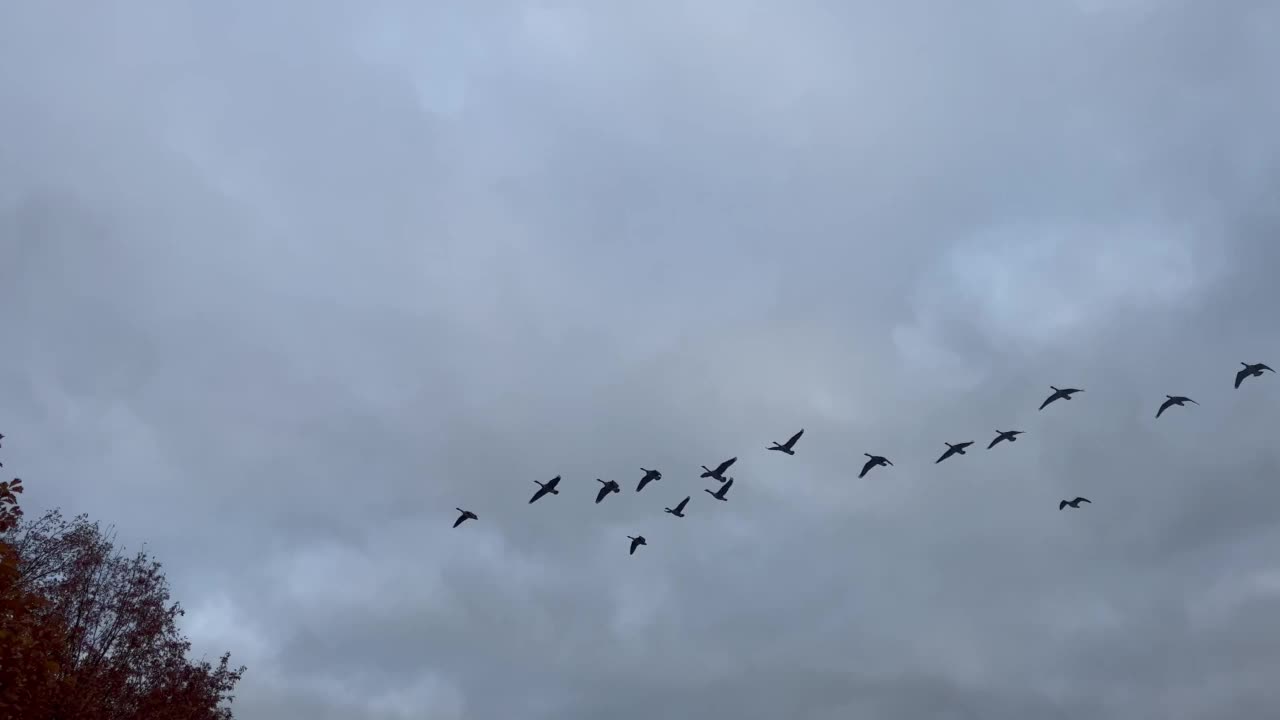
528, 475, 561, 504
935, 441, 974, 464
452, 508, 478, 528
859, 453, 892, 478
636, 468, 662, 492
1039, 386, 1083, 410
1156, 395, 1199, 418
665, 496, 690, 517
767, 429, 804, 455
700, 456, 737, 482
987, 430, 1024, 449
595, 479, 621, 504
1059, 497, 1091, 510
704, 477, 734, 501
627, 535, 647, 555
1235, 362, 1274, 389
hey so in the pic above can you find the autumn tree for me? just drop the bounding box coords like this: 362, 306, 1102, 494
0, 465, 244, 719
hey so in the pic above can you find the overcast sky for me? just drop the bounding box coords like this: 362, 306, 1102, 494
3, 1, 1280, 718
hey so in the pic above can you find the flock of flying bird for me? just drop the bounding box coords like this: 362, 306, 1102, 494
451, 362, 1275, 555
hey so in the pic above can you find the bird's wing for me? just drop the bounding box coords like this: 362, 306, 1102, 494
1156, 399, 1172, 417
987, 436, 1001, 449
1038, 395, 1053, 410
529, 487, 546, 503
1188, 398, 1199, 405
675, 496, 689, 511
722, 478, 734, 492
1077, 497, 1091, 504
859, 458, 874, 478
1235, 368, 1248, 388
958, 442, 973, 449
1261, 364, 1275, 372
718, 457, 737, 472
935, 449, 950, 464
595, 487, 608, 503
547, 476, 560, 488
453, 517, 464, 528
1059, 501, 1067, 510
787, 429, 804, 446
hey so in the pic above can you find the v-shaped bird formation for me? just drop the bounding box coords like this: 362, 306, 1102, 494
450, 362, 1273, 554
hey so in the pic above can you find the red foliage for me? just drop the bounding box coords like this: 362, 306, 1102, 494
0, 471, 245, 720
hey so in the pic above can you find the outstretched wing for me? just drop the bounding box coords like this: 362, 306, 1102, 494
957, 442, 974, 450
720, 477, 734, 496
786, 429, 804, 448
1156, 398, 1173, 417
1075, 497, 1091, 504
674, 496, 690, 512
453, 515, 466, 528
529, 486, 547, 504
595, 486, 610, 503
987, 435, 1002, 449
1235, 367, 1249, 388
1261, 364, 1275, 372
1038, 394, 1054, 410
859, 458, 875, 478
546, 476, 561, 489
716, 457, 738, 474
1058, 500, 1068, 510
935, 448, 951, 464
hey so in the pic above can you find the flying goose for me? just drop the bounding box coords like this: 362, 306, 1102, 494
452, 508, 478, 528
859, 454, 892, 478
1156, 395, 1198, 418
704, 477, 734, 501
665, 496, 690, 517
595, 478, 621, 504
767, 429, 804, 455
700, 456, 737, 482
528, 475, 561, 504
636, 468, 662, 492
1235, 362, 1274, 389
987, 430, 1024, 449
1059, 497, 1091, 510
935, 441, 974, 464
1039, 386, 1083, 411
627, 535, 647, 555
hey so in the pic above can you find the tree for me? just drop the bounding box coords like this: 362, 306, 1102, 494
1, 477, 65, 719
0, 472, 245, 719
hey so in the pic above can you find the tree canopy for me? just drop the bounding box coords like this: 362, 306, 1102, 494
0, 469, 244, 720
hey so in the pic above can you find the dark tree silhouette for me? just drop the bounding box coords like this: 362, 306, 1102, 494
1, 477, 244, 719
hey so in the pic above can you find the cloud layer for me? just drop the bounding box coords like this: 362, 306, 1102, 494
3, 1, 1280, 718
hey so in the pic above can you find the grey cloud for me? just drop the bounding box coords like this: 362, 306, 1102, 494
4, 0, 1280, 718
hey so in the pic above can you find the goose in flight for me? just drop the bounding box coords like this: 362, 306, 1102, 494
767, 429, 804, 455
636, 468, 662, 492
859, 453, 892, 478
987, 430, 1024, 449
528, 475, 561, 504
595, 478, 621, 504
1039, 386, 1083, 410
665, 496, 690, 517
700, 456, 737, 482
704, 477, 734, 501
1235, 362, 1274, 389
627, 535, 647, 555
935, 441, 974, 464
1156, 395, 1199, 418
1059, 497, 1091, 510
452, 508, 478, 528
